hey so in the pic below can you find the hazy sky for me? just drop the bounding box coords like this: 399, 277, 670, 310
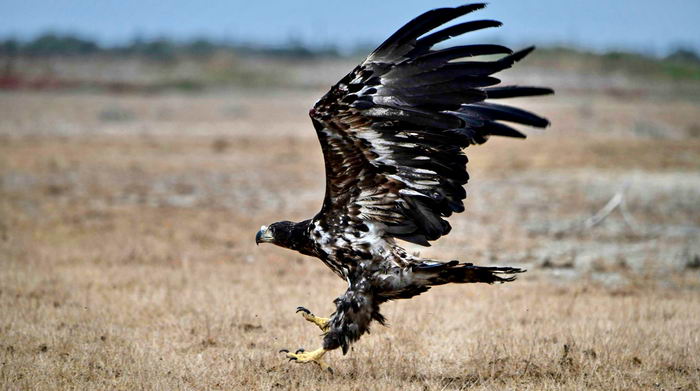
2, 0, 700, 55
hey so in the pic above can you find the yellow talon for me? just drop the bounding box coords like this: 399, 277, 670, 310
296, 307, 330, 332
302, 312, 330, 331
284, 347, 331, 372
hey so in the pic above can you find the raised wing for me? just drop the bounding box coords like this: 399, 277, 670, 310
310, 3, 552, 246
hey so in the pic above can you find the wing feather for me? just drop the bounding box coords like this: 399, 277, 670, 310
310, 3, 553, 246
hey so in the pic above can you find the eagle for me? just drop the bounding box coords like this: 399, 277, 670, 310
255, 3, 552, 371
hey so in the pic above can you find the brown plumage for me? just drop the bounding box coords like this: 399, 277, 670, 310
255, 3, 553, 369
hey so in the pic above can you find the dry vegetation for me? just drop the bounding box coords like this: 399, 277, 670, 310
1, 56, 700, 390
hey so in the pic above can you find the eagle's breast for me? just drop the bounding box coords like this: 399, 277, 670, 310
309, 219, 403, 279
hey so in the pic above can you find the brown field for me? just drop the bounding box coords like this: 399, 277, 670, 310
1, 58, 700, 390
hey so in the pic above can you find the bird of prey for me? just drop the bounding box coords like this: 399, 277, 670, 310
255, 3, 552, 371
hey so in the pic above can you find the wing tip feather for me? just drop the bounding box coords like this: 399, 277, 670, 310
456, 3, 487, 12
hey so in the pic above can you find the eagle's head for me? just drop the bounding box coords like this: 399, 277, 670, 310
255, 221, 296, 248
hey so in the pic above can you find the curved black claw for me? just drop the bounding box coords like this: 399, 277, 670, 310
279, 349, 289, 354
296, 306, 311, 314
295, 348, 305, 354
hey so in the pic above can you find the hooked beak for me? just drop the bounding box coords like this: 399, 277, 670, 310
255, 225, 273, 245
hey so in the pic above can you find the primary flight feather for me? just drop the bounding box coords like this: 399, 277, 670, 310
255, 3, 553, 371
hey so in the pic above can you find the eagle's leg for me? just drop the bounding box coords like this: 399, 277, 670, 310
280, 347, 331, 372
296, 306, 330, 332
281, 276, 384, 371
322, 276, 385, 355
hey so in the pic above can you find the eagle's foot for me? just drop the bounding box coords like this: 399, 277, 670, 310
296, 306, 330, 332
279, 347, 332, 373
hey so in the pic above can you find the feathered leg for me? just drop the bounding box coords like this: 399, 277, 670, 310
324, 277, 386, 355
282, 276, 385, 371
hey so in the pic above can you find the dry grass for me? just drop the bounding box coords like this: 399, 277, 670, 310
1, 69, 700, 389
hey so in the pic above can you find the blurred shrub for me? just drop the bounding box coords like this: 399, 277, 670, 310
17, 33, 99, 56
0, 34, 340, 60
531, 46, 700, 81
666, 48, 700, 64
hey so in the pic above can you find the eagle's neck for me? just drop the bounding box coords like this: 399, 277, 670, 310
284, 219, 316, 257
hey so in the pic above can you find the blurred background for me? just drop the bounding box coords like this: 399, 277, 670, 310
1, 1, 699, 389
2, 0, 700, 92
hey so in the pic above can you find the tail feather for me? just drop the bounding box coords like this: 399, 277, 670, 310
413, 261, 525, 285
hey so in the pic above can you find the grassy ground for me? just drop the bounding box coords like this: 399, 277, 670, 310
1, 62, 700, 389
